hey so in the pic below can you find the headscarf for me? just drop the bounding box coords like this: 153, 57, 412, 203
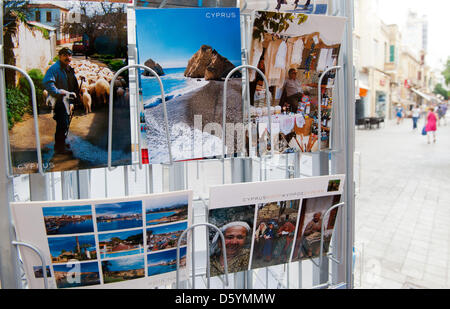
210, 221, 251, 256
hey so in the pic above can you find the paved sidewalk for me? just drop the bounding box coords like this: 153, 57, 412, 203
354, 115, 450, 289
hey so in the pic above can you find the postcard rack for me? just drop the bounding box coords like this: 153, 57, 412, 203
0, 0, 355, 289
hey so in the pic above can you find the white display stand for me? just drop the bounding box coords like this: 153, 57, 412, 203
0, 0, 355, 289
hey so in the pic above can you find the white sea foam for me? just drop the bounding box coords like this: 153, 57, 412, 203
144, 114, 225, 164
42, 135, 130, 168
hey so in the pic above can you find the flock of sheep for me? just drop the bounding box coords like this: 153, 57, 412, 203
44, 59, 128, 115
73, 59, 128, 114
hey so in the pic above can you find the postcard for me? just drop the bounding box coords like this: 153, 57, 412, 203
4, 0, 131, 174
101, 255, 145, 284
43, 205, 94, 235
147, 247, 187, 277
291, 194, 342, 262
53, 261, 101, 288
144, 192, 189, 226
241, 0, 328, 14
98, 229, 145, 259
11, 190, 192, 289
208, 205, 256, 276
95, 200, 143, 232
250, 199, 300, 270
208, 175, 345, 275
248, 12, 346, 156
48, 235, 97, 263
146, 222, 188, 252
135, 0, 237, 8
135, 8, 243, 164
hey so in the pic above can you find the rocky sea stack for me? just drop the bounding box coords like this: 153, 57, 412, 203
184, 45, 235, 81
143, 58, 165, 76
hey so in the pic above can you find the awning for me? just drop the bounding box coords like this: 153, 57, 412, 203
411, 88, 432, 102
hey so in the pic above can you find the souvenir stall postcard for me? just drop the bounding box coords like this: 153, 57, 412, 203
135, 8, 243, 164
11, 191, 192, 289
241, 0, 328, 15
4, 0, 131, 174
291, 194, 341, 262
208, 175, 345, 274
247, 12, 346, 156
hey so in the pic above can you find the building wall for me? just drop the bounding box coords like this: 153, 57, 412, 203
11, 21, 55, 84
27, 7, 71, 44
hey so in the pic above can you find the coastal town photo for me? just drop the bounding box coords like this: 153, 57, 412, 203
98, 229, 144, 259
147, 247, 186, 277
4, 0, 131, 174
53, 261, 100, 288
144, 193, 188, 227
95, 200, 143, 232
101, 255, 145, 284
146, 222, 187, 252
48, 235, 97, 263
135, 8, 243, 163
43, 205, 94, 235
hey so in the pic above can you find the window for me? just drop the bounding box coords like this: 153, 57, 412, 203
390, 45, 395, 62
35, 11, 41, 22
46, 11, 51, 22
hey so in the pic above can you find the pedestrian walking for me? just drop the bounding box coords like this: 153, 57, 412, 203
412, 105, 420, 130
395, 104, 403, 125
425, 107, 437, 144
437, 102, 448, 126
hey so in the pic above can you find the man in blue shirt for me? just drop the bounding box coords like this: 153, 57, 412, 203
43, 48, 80, 154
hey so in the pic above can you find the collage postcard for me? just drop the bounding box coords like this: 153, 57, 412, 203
11, 190, 192, 289
208, 175, 345, 275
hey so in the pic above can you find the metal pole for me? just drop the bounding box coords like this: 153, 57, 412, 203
330, 0, 355, 289
0, 64, 43, 176
0, 4, 21, 288
343, 0, 355, 289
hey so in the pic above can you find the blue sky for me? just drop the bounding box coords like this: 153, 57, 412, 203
43, 205, 92, 218
98, 229, 143, 243
147, 222, 187, 235
95, 201, 142, 217
53, 261, 99, 274
102, 256, 145, 271
147, 247, 186, 265
48, 235, 96, 257
145, 194, 188, 212
136, 8, 242, 69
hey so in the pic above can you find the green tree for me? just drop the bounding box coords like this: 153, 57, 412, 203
253, 11, 308, 41
442, 58, 450, 86
61, 2, 127, 58
433, 83, 449, 100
